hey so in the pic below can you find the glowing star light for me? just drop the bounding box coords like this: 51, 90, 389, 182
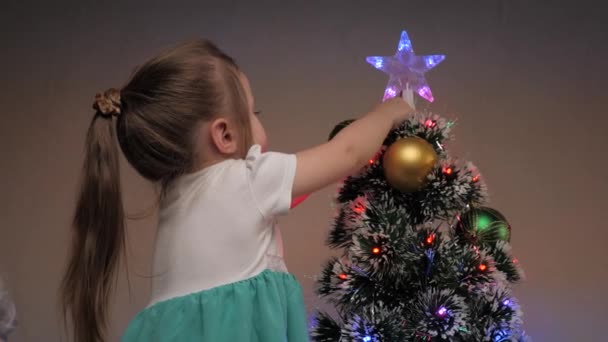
366, 30, 445, 105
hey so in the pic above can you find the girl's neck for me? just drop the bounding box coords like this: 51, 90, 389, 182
191, 156, 229, 173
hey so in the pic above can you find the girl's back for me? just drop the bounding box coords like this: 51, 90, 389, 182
149, 145, 294, 305
126, 150, 307, 341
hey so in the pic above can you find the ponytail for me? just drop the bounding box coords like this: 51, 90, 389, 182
60, 40, 254, 340
61, 106, 125, 341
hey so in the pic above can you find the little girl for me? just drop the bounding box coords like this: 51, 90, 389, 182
60, 40, 412, 342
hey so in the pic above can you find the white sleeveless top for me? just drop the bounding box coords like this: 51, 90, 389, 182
147, 145, 297, 306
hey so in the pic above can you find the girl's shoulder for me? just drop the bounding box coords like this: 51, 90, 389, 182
244, 144, 297, 218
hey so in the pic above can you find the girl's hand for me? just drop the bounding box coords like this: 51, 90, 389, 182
372, 94, 414, 128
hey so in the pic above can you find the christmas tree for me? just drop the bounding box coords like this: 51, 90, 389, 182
310, 31, 529, 341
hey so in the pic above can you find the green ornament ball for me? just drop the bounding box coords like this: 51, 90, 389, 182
459, 206, 511, 243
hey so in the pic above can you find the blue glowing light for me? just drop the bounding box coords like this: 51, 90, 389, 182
384, 86, 397, 99
397, 31, 413, 52
363, 336, 372, 342
492, 328, 511, 342
424, 55, 445, 68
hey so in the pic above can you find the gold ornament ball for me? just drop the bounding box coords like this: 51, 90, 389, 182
382, 136, 438, 192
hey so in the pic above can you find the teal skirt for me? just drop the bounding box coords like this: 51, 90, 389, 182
122, 270, 308, 342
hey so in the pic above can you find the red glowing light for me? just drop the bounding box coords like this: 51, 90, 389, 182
426, 234, 436, 245
354, 203, 365, 214
369, 159, 375, 165
425, 119, 436, 128
372, 247, 381, 254
443, 167, 453, 175
479, 264, 487, 271
339, 273, 348, 280
472, 175, 480, 182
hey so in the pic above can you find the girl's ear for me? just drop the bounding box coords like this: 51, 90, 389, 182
209, 117, 239, 155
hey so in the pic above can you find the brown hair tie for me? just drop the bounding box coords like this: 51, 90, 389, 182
93, 88, 122, 116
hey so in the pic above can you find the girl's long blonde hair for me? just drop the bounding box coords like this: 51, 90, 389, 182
60, 40, 253, 342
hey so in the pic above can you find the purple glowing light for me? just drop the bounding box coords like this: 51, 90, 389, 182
418, 86, 434, 102
383, 86, 397, 100
437, 306, 448, 317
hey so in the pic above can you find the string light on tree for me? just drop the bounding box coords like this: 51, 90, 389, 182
372, 247, 381, 255
369, 149, 383, 166
425, 233, 436, 246
492, 328, 513, 342
436, 306, 448, 318
354, 203, 366, 214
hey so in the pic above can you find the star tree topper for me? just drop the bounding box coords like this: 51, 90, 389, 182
366, 30, 445, 108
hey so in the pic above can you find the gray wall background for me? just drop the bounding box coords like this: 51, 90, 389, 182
1, 0, 606, 341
